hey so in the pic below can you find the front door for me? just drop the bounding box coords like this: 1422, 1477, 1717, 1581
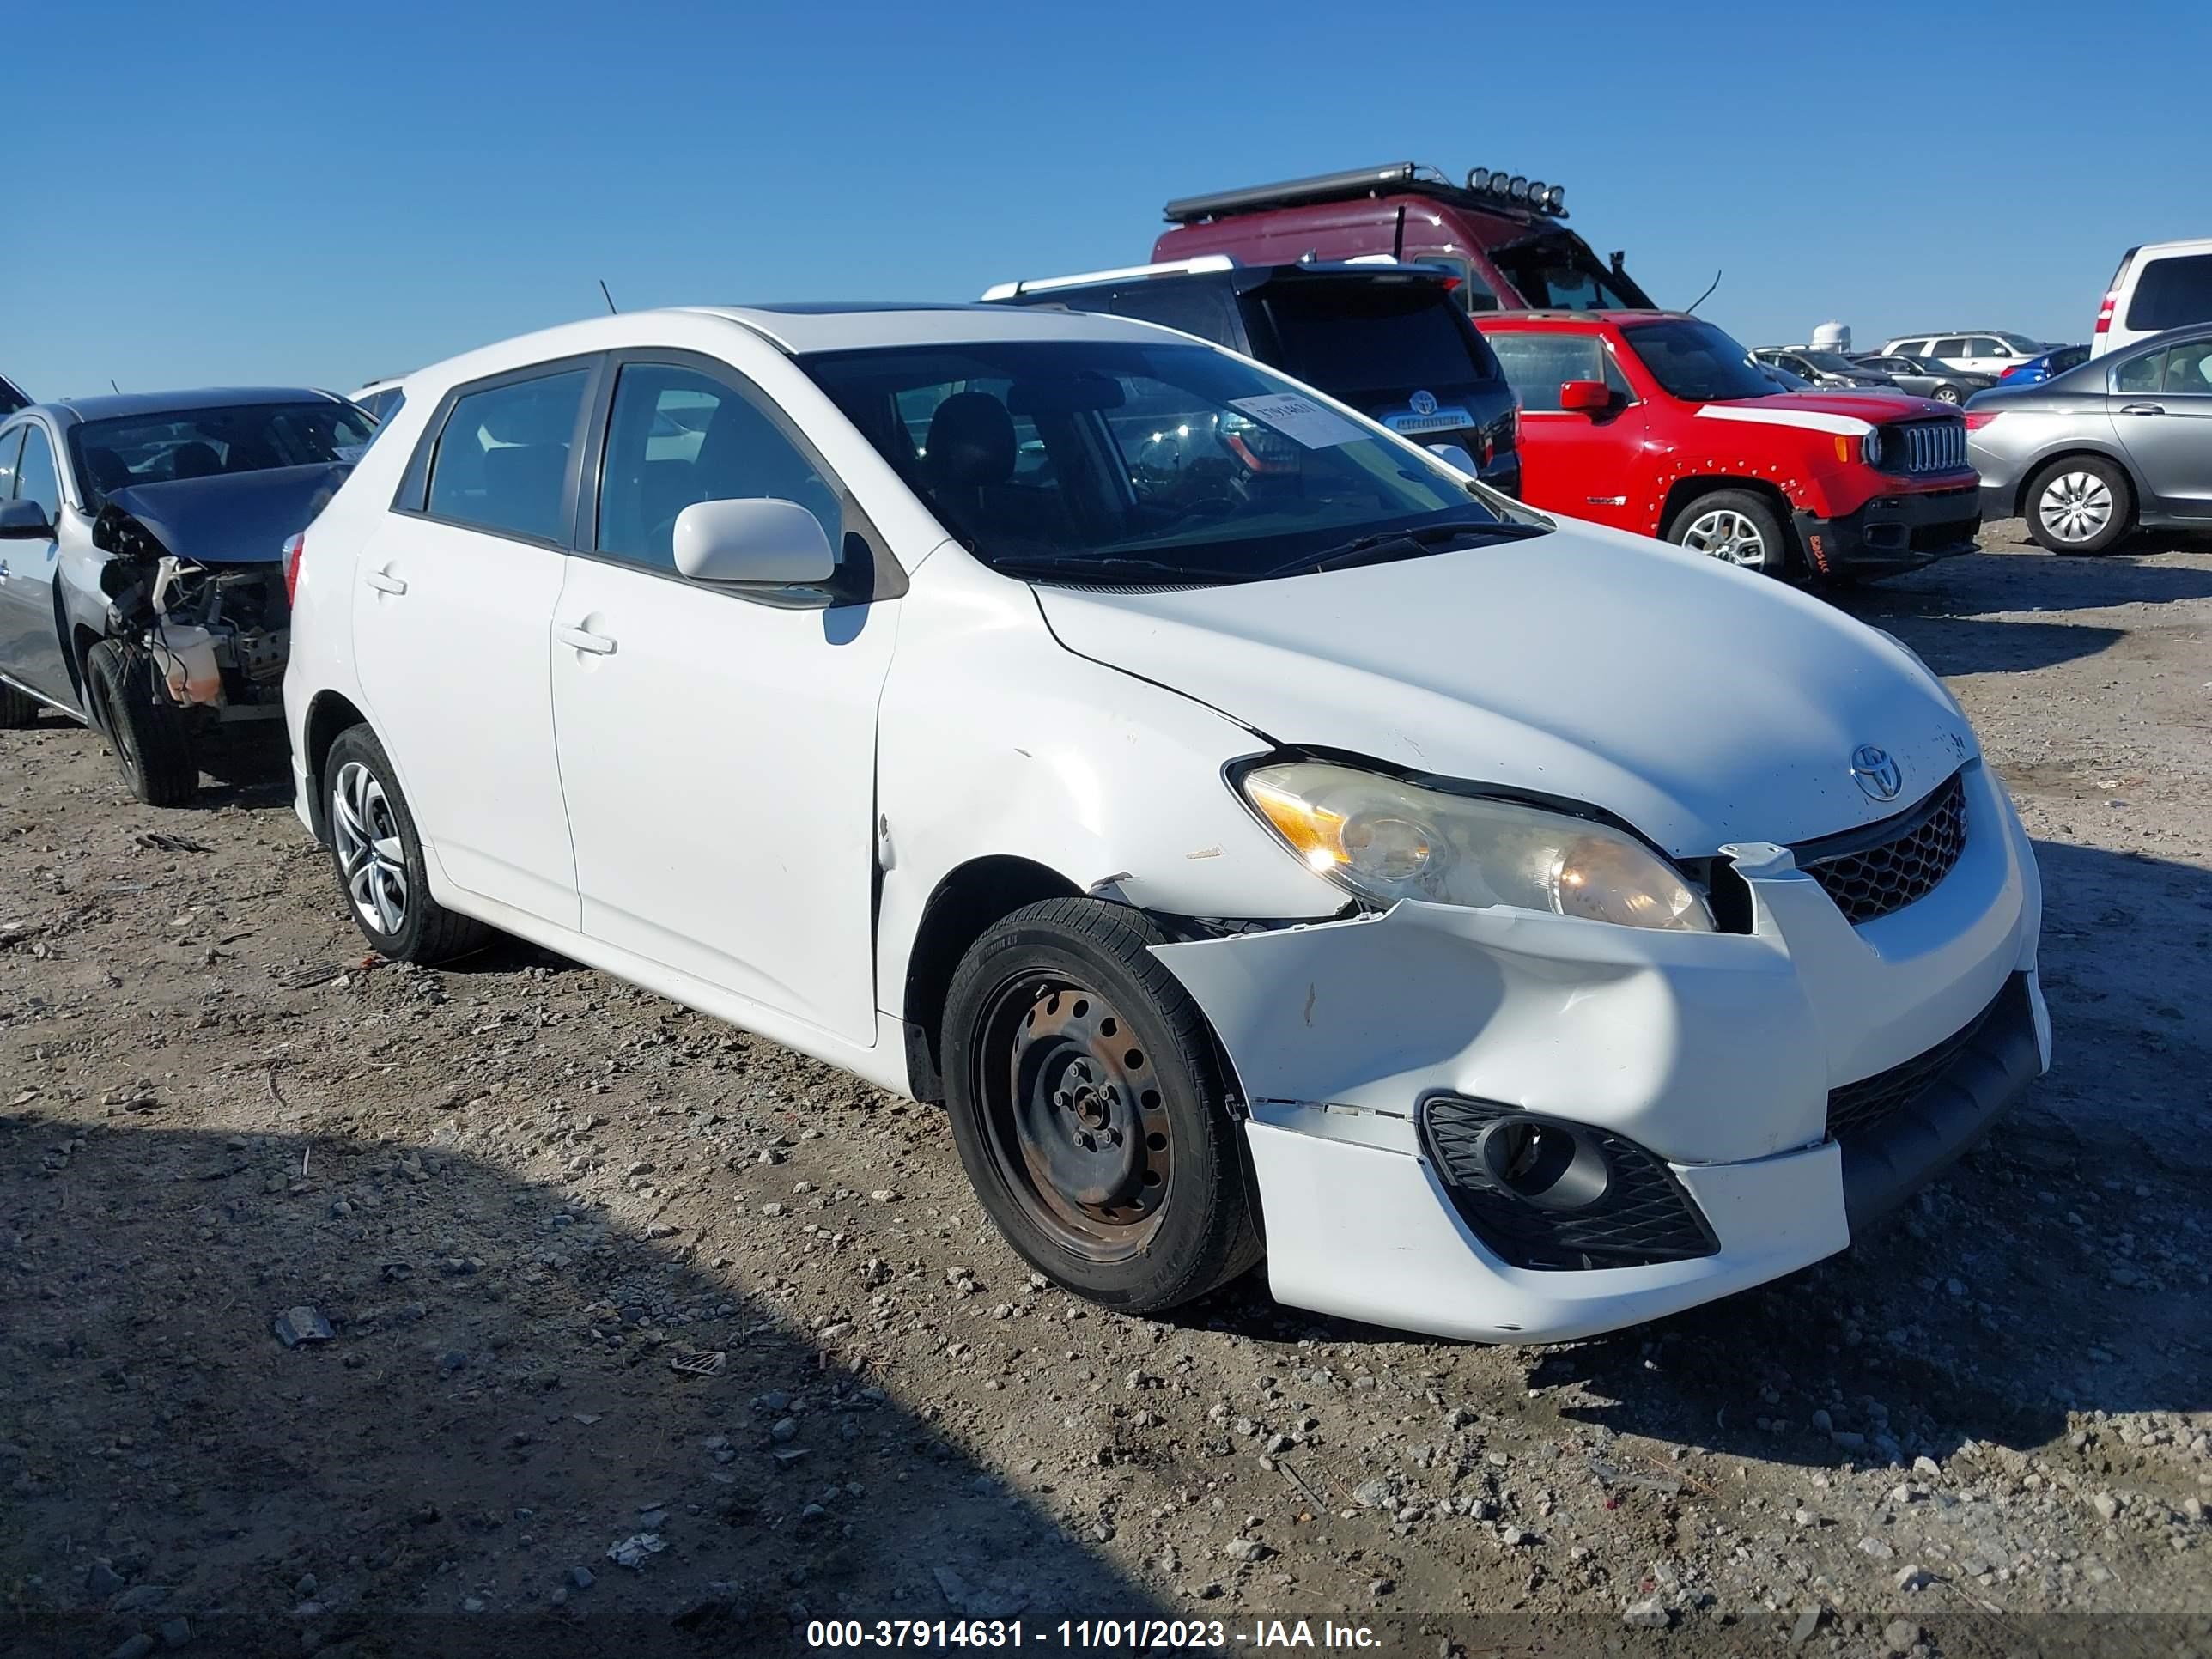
351, 362, 592, 925
1480, 328, 1647, 529
0, 422, 74, 703
2112, 337, 2212, 520
550, 355, 896, 1046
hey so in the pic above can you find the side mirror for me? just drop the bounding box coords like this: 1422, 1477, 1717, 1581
1559, 380, 1612, 414
1425, 442, 1480, 477
672, 498, 836, 587
0, 499, 54, 538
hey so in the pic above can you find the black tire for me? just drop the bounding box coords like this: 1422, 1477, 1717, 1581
0, 680, 40, 729
2024, 456, 2134, 555
84, 639, 197, 805
940, 897, 1261, 1313
322, 724, 492, 963
1665, 487, 1794, 577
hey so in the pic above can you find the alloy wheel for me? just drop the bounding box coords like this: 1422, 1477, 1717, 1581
978, 974, 1172, 1261
332, 761, 408, 935
1680, 508, 1768, 568
2039, 471, 2113, 544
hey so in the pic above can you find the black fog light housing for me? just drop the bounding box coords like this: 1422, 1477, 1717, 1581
1419, 1096, 1720, 1271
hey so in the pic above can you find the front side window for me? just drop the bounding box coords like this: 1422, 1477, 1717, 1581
802, 339, 1536, 586
425, 370, 590, 543
595, 362, 841, 571
1966, 337, 2008, 357
2128, 253, 2212, 332
1620, 319, 1779, 402
15, 424, 61, 520
1419, 256, 1500, 314
2113, 350, 2166, 394
1484, 331, 1604, 410
1487, 234, 1650, 310
0, 427, 21, 501
69, 400, 376, 509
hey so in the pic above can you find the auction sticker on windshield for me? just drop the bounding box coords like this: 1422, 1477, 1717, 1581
1229, 393, 1366, 448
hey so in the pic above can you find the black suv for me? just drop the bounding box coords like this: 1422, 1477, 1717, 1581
984, 260, 1521, 496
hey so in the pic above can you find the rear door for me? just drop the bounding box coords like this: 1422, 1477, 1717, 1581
353, 360, 592, 925
2112, 338, 2212, 520
1480, 326, 1644, 528
0, 421, 72, 702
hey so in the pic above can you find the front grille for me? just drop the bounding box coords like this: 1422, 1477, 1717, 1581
1887, 417, 1968, 474
1796, 772, 1967, 926
1827, 982, 2007, 1140
1420, 1097, 1718, 1271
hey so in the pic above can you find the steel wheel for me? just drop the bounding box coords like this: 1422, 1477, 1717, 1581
331, 760, 408, 936
1680, 507, 1768, 568
977, 973, 1171, 1261
2038, 471, 2113, 544
1933, 386, 1961, 404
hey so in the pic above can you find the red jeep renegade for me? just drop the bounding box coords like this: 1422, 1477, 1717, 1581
1474, 311, 1980, 581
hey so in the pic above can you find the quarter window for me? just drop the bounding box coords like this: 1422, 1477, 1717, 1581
425, 369, 590, 543
595, 362, 840, 572
15, 425, 60, 520
1485, 332, 1605, 410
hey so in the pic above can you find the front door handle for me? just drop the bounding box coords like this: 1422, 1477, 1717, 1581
364, 568, 408, 595
2119, 402, 2166, 416
556, 623, 617, 656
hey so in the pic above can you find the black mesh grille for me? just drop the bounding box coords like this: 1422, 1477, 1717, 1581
1419, 1098, 1718, 1271
1827, 983, 2008, 1140
1797, 773, 1967, 926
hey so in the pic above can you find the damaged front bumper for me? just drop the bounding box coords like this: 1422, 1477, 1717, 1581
1152, 760, 2047, 1343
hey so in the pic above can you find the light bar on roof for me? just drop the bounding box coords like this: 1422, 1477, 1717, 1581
1463, 167, 1569, 216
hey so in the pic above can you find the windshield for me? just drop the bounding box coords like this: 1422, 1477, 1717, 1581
1624, 319, 1783, 402
1798, 351, 1869, 375
1487, 234, 1651, 310
1257, 283, 1502, 397
801, 340, 1537, 586
70, 401, 375, 508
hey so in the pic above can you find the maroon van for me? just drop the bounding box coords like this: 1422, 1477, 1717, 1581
1152, 162, 1656, 318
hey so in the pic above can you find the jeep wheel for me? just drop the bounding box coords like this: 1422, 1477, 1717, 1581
1668, 489, 1792, 577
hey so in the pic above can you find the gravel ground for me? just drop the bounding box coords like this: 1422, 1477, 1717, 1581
3, 523, 2208, 1658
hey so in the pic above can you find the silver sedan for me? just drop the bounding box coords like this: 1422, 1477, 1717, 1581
1966, 323, 2212, 553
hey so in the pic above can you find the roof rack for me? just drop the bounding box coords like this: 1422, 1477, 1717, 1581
981, 255, 1237, 301
1163, 162, 1568, 224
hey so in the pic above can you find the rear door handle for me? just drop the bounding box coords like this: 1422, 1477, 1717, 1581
2119, 402, 2166, 416
364, 568, 408, 595
556, 623, 617, 656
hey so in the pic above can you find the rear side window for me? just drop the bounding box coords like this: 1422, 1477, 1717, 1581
15, 425, 60, 520
2164, 338, 2212, 393
1485, 331, 1603, 410
425, 369, 589, 543
1260, 286, 1499, 396
2126, 253, 2212, 332
1104, 283, 1240, 348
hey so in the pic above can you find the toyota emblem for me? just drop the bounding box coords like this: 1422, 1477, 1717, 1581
1850, 744, 1904, 803
1408, 389, 1438, 417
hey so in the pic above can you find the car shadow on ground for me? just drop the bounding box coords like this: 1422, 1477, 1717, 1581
0, 1117, 1161, 1658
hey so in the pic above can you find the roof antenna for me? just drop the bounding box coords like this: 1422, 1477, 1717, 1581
598, 280, 618, 315
109, 378, 122, 394
1390, 204, 1406, 262
1686, 268, 1723, 314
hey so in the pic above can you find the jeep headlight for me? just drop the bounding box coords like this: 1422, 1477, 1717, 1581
1862, 426, 1887, 469
1239, 761, 1713, 931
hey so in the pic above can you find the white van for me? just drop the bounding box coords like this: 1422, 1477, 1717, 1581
2093, 239, 2212, 358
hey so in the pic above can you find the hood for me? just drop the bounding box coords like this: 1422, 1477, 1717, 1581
97, 463, 352, 565
1033, 525, 1974, 857
1696, 390, 1959, 434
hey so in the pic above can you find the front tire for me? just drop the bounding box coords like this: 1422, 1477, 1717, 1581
2025, 457, 2133, 555
1667, 488, 1793, 577
1932, 385, 1962, 404
323, 725, 491, 963
940, 897, 1261, 1313
84, 639, 197, 805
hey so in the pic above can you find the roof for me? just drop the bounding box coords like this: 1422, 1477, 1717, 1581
1471, 309, 1685, 327
1163, 161, 1567, 225
38, 386, 341, 423
678, 302, 1179, 354
984, 255, 1460, 301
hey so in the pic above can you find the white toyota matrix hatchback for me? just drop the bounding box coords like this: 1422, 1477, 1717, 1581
282, 304, 2048, 1342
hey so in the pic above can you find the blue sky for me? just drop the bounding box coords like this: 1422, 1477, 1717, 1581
9, 0, 2208, 400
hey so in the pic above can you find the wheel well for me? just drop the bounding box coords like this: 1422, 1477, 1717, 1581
2014, 447, 2136, 521
901, 856, 1083, 1103
301, 691, 370, 840
1658, 476, 1793, 538
70, 625, 102, 705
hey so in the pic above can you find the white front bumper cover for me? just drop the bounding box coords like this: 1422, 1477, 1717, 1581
1152, 760, 2049, 1344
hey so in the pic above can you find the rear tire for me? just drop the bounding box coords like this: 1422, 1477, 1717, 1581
324, 725, 492, 963
85, 639, 198, 805
0, 681, 39, 729
1666, 488, 1793, 577
940, 897, 1261, 1313
2025, 456, 2132, 555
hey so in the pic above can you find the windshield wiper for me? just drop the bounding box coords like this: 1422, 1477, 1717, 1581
1263, 520, 1547, 580
991, 554, 1222, 586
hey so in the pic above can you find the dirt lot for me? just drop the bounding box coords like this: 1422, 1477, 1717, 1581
3, 524, 2208, 1659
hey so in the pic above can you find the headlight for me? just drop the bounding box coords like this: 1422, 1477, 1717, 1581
1239, 761, 1714, 931
1861, 426, 1887, 468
